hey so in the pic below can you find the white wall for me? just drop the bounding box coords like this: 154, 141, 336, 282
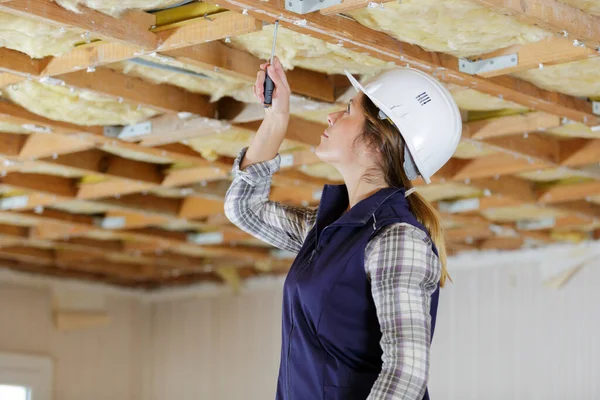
1, 242, 599, 400
0, 283, 149, 400
146, 288, 283, 400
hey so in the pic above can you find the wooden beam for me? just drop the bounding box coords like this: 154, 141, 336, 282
0, 133, 28, 156
460, 36, 597, 78
154, 10, 262, 51
2, 11, 260, 81
162, 41, 337, 102
538, 181, 600, 204
559, 139, 600, 167
1, 172, 77, 198
20, 133, 95, 159
479, 237, 523, 251
40, 149, 165, 184
473, 0, 600, 50
238, 116, 327, 147
0, 0, 156, 49
451, 155, 550, 180
54, 67, 215, 117
462, 112, 561, 140
214, 0, 600, 125
481, 133, 561, 164
0, 48, 40, 77
320, 0, 394, 15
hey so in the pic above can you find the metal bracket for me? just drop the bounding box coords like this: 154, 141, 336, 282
103, 121, 152, 140
285, 0, 341, 14
458, 54, 518, 75
593, 101, 600, 116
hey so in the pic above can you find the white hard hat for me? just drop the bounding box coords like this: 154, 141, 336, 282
345, 68, 462, 184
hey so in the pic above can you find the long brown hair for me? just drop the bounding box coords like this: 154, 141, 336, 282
356, 94, 450, 287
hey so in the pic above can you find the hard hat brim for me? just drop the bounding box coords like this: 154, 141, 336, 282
344, 70, 431, 184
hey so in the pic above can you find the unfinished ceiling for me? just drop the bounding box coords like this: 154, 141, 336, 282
0, 0, 599, 289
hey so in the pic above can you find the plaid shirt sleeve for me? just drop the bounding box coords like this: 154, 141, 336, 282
224, 147, 317, 254
364, 223, 441, 400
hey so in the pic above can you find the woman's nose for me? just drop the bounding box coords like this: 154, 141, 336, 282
327, 111, 341, 126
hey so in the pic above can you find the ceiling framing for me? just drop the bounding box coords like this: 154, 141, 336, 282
0, 0, 600, 288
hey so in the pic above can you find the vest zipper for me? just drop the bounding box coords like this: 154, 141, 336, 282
287, 248, 317, 399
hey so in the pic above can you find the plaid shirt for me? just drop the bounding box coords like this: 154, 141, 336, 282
224, 148, 441, 400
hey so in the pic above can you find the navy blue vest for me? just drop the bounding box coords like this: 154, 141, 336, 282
275, 185, 439, 400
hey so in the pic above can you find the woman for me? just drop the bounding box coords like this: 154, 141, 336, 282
225, 57, 461, 400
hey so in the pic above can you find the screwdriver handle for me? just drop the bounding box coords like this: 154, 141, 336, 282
263, 68, 275, 108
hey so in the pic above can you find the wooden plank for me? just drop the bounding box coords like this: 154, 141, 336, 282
162, 41, 337, 102
77, 180, 156, 200
162, 166, 229, 187
470, 176, 538, 203
155, 11, 262, 51
481, 133, 561, 164
1, 172, 77, 198
0, 73, 25, 87
20, 133, 95, 159
0, 0, 157, 49
238, 116, 327, 147
446, 225, 494, 242
559, 139, 600, 166
178, 196, 225, 219
100, 210, 170, 229
41, 149, 165, 184
0, 48, 40, 77
473, 0, 600, 50
6, 11, 261, 82
451, 154, 550, 180
0, 133, 28, 156
538, 181, 600, 203
460, 36, 597, 78
0, 101, 102, 135
320, 0, 394, 15
479, 237, 523, 250
54, 67, 216, 117
463, 112, 561, 140
215, 0, 600, 125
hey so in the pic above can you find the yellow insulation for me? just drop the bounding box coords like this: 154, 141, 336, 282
0, 12, 84, 58
112, 56, 255, 103
0, 122, 33, 134
448, 87, 528, 111
481, 204, 567, 222
53, 0, 184, 16
548, 122, 600, 139
518, 168, 590, 182
347, 0, 549, 57
515, 58, 600, 98
50, 200, 112, 214
186, 126, 307, 160
299, 163, 343, 181
453, 141, 499, 159
418, 183, 482, 202
230, 25, 394, 75
2, 81, 158, 126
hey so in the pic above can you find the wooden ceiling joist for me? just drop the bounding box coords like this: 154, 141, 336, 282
0, 10, 261, 81
214, 0, 600, 125
54, 67, 216, 117
0, 0, 157, 49
461, 36, 597, 78
473, 0, 600, 50
162, 41, 340, 102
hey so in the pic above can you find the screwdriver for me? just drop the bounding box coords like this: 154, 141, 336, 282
263, 20, 279, 108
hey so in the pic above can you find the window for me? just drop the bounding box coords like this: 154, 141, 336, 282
0, 384, 31, 400
0, 353, 52, 400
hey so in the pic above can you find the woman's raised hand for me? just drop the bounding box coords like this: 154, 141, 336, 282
253, 56, 291, 116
